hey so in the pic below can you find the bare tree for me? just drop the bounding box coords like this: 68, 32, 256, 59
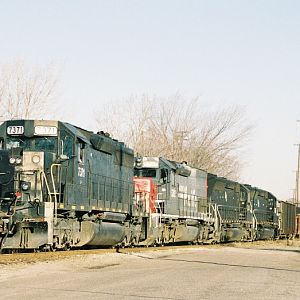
95, 94, 154, 148
0, 61, 58, 120
95, 93, 252, 180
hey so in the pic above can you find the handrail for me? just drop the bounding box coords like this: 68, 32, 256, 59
50, 164, 62, 225
217, 205, 247, 221
253, 209, 275, 222
40, 171, 53, 203
253, 210, 258, 230
50, 164, 61, 198
210, 203, 222, 231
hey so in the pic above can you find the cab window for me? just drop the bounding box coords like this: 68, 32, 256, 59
34, 137, 57, 152
6, 137, 57, 153
78, 141, 85, 163
136, 168, 157, 178
63, 136, 74, 157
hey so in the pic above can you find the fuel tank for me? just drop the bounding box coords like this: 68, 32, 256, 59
175, 225, 200, 242
222, 227, 244, 242
78, 221, 125, 247
257, 227, 275, 240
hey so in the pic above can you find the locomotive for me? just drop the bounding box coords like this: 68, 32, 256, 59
0, 119, 136, 251
0, 119, 296, 252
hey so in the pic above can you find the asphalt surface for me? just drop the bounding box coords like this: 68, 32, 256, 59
0, 245, 300, 300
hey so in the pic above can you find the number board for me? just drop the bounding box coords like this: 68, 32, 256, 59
34, 126, 58, 136
7, 126, 24, 135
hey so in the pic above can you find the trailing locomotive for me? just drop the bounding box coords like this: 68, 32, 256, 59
0, 119, 296, 252
207, 175, 278, 242
207, 175, 255, 242
134, 156, 216, 245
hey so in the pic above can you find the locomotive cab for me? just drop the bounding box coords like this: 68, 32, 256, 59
4, 122, 58, 197
0, 120, 60, 250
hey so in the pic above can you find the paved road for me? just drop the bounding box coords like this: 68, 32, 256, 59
0, 246, 300, 299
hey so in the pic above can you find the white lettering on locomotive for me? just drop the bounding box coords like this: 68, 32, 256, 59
7, 126, 24, 135
34, 126, 58, 136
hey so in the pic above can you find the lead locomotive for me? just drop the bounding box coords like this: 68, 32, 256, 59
0, 119, 137, 251
0, 119, 296, 252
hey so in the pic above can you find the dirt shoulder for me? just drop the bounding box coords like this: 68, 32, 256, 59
0, 239, 299, 266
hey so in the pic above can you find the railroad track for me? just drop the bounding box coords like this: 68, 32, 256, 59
0, 239, 298, 265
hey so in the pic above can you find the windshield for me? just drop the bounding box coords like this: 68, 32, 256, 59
6, 137, 57, 153
134, 168, 157, 178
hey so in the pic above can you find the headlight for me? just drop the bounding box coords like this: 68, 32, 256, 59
9, 157, 16, 164
21, 181, 30, 191
32, 155, 40, 164
15, 157, 22, 164
135, 157, 143, 168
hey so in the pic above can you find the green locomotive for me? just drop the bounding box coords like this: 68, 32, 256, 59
0, 119, 136, 251
207, 174, 278, 242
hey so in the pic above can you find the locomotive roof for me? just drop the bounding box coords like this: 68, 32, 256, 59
1, 119, 112, 141
208, 173, 277, 198
160, 157, 205, 172
63, 122, 92, 144
0, 119, 132, 151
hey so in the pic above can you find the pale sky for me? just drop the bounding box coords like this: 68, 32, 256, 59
0, 0, 299, 200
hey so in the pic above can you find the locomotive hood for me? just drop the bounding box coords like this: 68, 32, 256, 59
0, 150, 14, 185
0, 150, 15, 200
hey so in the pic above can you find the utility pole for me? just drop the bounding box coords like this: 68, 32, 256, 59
172, 130, 190, 160
296, 144, 300, 206
295, 120, 300, 206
